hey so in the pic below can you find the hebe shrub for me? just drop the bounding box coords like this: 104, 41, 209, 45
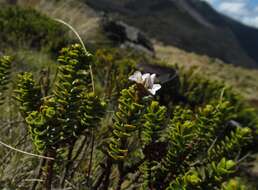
7, 44, 258, 189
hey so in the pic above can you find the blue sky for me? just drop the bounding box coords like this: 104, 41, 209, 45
202, 0, 258, 28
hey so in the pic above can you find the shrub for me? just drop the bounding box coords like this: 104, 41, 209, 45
0, 5, 69, 53
1, 44, 256, 189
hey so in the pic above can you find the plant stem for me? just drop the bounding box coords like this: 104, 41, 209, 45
30, 156, 46, 190
60, 142, 75, 188
116, 162, 124, 190
69, 136, 90, 180
87, 130, 95, 185
102, 158, 112, 190
44, 149, 56, 190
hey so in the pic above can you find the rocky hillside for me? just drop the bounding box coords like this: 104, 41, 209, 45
85, 0, 258, 69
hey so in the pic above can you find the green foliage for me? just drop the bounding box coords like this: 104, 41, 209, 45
97, 66, 255, 190
142, 101, 167, 146
141, 99, 254, 190
160, 107, 196, 184
222, 177, 249, 190
3, 43, 258, 189
0, 55, 12, 105
94, 48, 136, 100
14, 72, 42, 115
195, 101, 236, 151
15, 44, 105, 152
166, 158, 236, 190
107, 85, 145, 161
25, 97, 59, 151
174, 66, 258, 147
12, 44, 107, 190
178, 66, 232, 106
79, 92, 106, 129
208, 127, 252, 161
0, 5, 69, 53
141, 101, 167, 189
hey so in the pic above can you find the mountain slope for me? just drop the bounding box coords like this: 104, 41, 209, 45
84, 0, 258, 68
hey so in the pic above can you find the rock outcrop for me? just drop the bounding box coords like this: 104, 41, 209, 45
102, 18, 154, 55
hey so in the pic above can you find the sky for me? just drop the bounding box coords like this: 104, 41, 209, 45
202, 0, 258, 28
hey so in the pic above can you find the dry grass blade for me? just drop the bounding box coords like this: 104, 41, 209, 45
0, 139, 54, 160
54, 18, 95, 93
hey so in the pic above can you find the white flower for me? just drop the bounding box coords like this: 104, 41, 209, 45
129, 71, 161, 95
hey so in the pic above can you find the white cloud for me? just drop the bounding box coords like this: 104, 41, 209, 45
218, 2, 248, 16
205, 0, 258, 28
201, 0, 220, 5
201, 0, 213, 3
243, 16, 258, 27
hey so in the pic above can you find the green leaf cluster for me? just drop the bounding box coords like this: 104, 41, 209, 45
0, 55, 12, 105
14, 72, 42, 115
107, 85, 145, 161
166, 158, 236, 190
15, 44, 105, 152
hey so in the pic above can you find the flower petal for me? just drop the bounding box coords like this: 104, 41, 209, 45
129, 71, 142, 82
148, 84, 161, 95
145, 76, 154, 89
150, 74, 156, 85
142, 73, 150, 81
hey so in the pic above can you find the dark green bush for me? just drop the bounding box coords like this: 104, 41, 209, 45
0, 5, 69, 53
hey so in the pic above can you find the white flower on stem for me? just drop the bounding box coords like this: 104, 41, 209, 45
129, 71, 161, 95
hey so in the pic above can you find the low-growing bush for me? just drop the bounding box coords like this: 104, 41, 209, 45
0, 5, 69, 53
